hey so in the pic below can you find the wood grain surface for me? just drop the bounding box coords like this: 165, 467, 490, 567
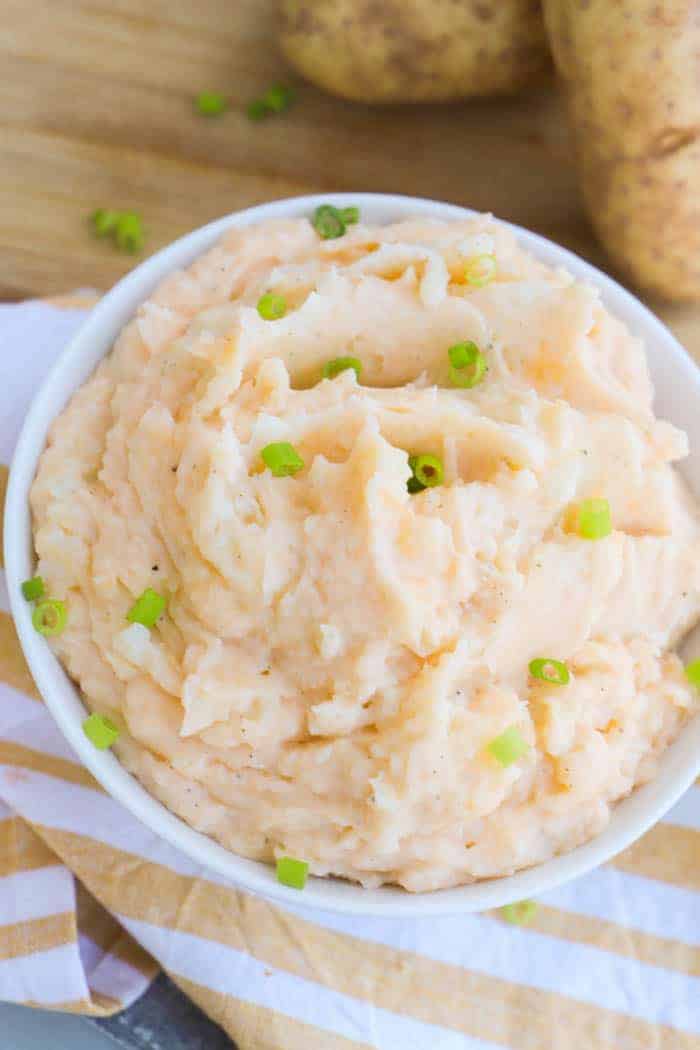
1, 0, 699, 356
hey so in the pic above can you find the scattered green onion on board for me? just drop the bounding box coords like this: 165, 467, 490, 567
127, 588, 165, 629
685, 660, 700, 687
246, 99, 270, 121
264, 83, 296, 112
487, 726, 528, 768
115, 213, 145, 254
89, 209, 144, 254
465, 253, 497, 287
83, 713, 120, 750
257, 292, 287, 320
21, 576, 45, 602
32, 599, 67, 637
247, 83, 295, 121
576, 498, 612, 540
528, 658, 570, 686
448, 341, 487, 389
90, 209, 121, 238
276, 856, 309, 890
322, 356, 362, 381
261, 442, 304, 477
195, 91, 228, 117
502, 899, 538, 925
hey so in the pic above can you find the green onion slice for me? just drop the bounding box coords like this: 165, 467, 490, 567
261, 442, 304, 477
247, 98, 269, 121
115, 212, 144, 254
487, 725, 528, 767
21, 576, 45, 602
448, 341, 487, 389
90, 209, 120, 238
465, 253, 497, 287
32, 599, 67, 637
340, 206, 359, 225
127, 588, 165, 628
322, 356, 362, 381
407, 475, 425, 494
247, 83, 295, 120
276, 856, 309, 890
83, 713, 120, 750
411, 454, 444, 489
264, 83, 295, 112
195, 91, 228, 116
502, 899, 538, 925
685, 660, 700, 687
529, 658, 570, 686
257, 292, 287, 320
577, 498, 612, 540
312, 204, 346, 240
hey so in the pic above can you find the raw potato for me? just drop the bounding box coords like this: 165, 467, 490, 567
279, 0, 550, 103
544, 0, 700, 302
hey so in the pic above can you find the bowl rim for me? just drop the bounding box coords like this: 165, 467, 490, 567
5, 191, 700, 917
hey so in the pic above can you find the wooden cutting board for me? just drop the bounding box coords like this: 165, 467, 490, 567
2, 0, 700, 358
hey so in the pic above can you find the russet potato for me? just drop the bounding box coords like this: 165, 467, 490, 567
544, 0, 700, 302
280, 0, 550, 103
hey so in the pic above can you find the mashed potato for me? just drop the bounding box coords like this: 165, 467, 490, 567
31, 212, 700, 891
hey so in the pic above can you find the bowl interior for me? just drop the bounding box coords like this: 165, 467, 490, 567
5, 193, 700, 917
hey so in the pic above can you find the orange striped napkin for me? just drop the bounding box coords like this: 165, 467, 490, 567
1, 298, 699, 1049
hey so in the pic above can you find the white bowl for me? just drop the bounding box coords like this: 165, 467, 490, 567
5, 193, 700, 917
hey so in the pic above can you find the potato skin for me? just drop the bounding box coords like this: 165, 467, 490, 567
279, 0, 549, 103
544, 0, 700, 302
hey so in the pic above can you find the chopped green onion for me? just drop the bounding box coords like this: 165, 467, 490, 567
411, 454, 444, 489
21, 576, 45, 602
89, 209, 143, 253
448, 341, 487, 389
247, 83, 295, 120
127, 588, 165, 628
90, 209, 120, 238
261, 442, 304, 477
263, 83, 295, 113
577, 498, 612, 540
195, 91, 228, 117
465, 253, 497, 287
502, 899, 538, 925
246, 98, 269, 121
114, 212, 144, 254
32, 598, 67, 637
257, 292, 287, 320
312, 204, 346, 240
276, 856, 309, 890
685, 660, 700, 687
487, 725, 528, 767
322, 356, 362, 381
83, 713, 120, 750
340, 206, 359, 225
407, 475, 425, 494
529, 658, 570, 686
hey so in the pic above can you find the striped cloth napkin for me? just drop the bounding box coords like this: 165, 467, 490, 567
1, 297, 699, 1050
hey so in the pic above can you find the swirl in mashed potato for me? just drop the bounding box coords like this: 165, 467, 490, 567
31, 213, 700, 891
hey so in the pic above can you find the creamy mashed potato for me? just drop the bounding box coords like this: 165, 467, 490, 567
31, 212, 700, 891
